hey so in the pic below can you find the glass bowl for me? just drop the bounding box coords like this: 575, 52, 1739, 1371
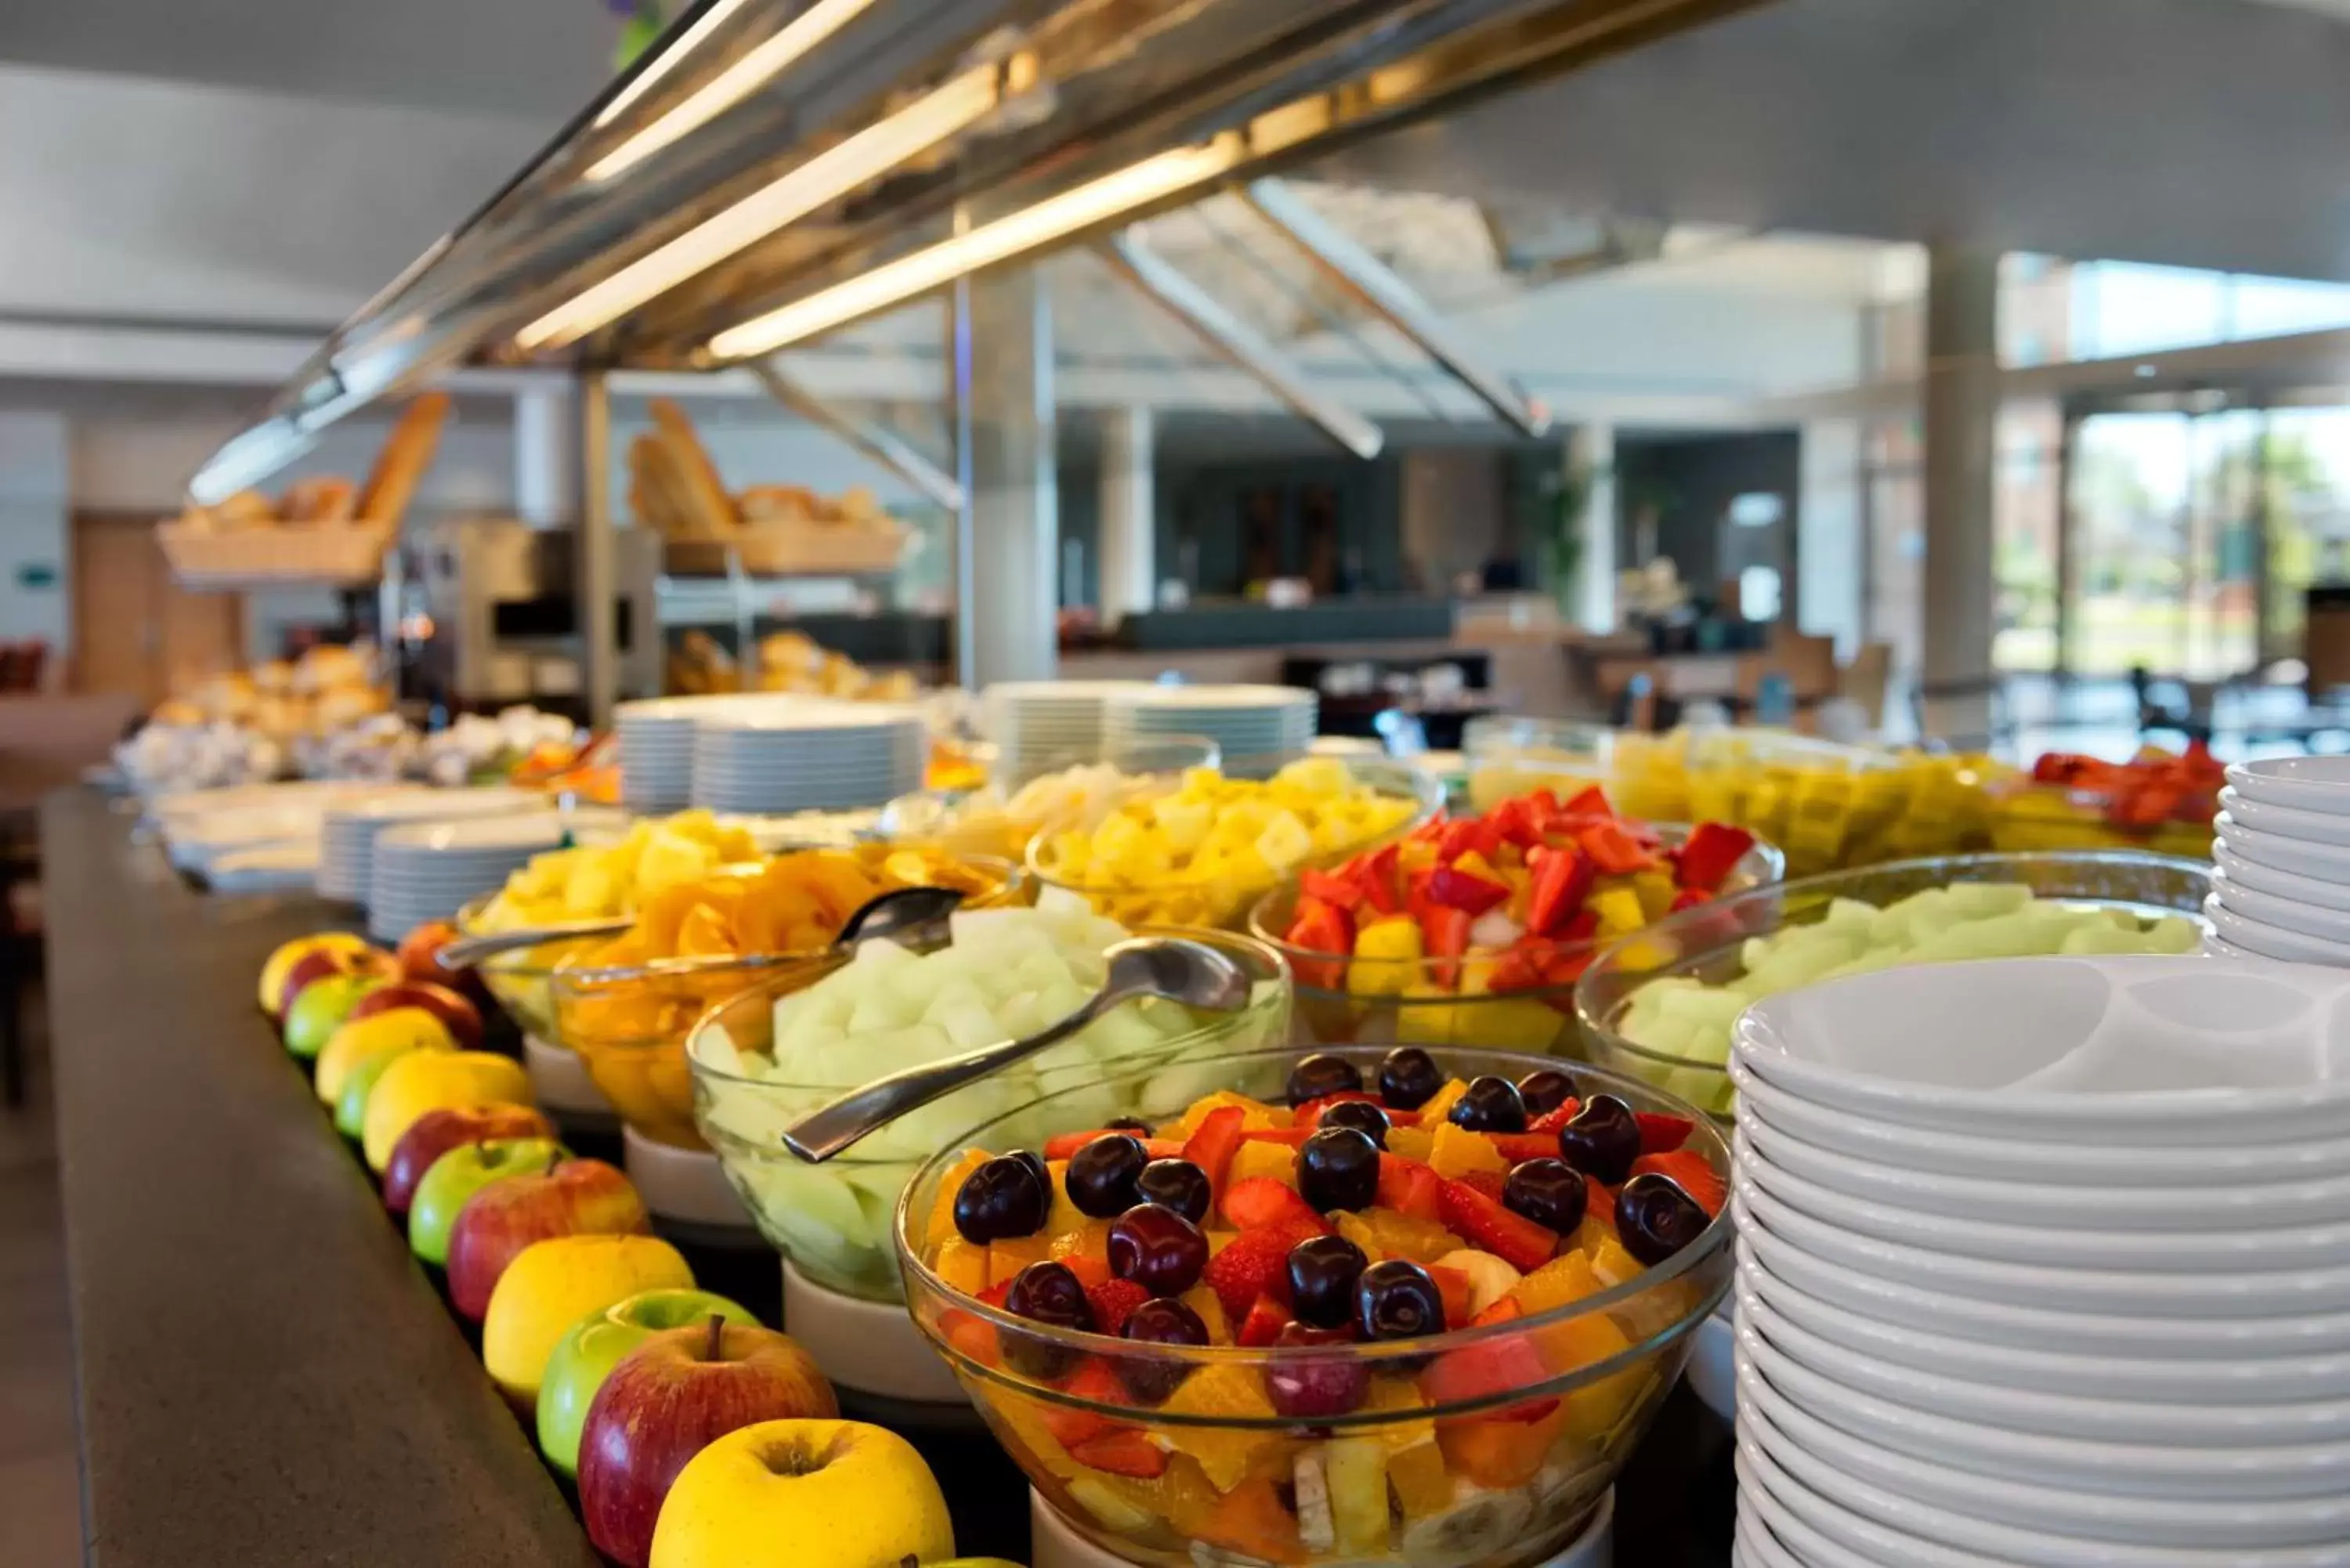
688, 928, 1292, 1301
881, 736, 1223, 865
1462, 717, 1689, 822
1029, 758, 1444, 931
547, 849, 1025, 1147
895, 1046, 1732, 1568
1247, 826, 1785, 1056
1574, 850, 2214, 1121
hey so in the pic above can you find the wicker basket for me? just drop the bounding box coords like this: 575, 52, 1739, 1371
156, 518, 396, 591
662, 521, 906, 578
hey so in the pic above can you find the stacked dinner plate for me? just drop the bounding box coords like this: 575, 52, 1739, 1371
1099, 683, 1317, 777
616, 695, 808, 811
316, 786, 542, 905
1729, 952, 2350, 1567
367, 812, 571, 943
689, 702, 927, 815
2208, 757, 2350, 968
979, 681, 1152, 783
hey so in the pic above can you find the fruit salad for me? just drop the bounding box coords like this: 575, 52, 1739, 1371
548, 844, 1019, 1145
1578, 850, 2211, 1118
898, 1046, 1731, 1567
691, 902, 1291, 1299
883, 742, 1218, 866
1252, 787, 1781, 1053
1030, 758, 1437, 930
1990, 743, 2222, 861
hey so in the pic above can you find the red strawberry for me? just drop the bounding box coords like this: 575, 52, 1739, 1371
978, 1277, 1016, 1308
1044, 1129, 1123, 1160
1204, 1225, 1311, 1321
1636, 1111, 1696, 1156
1222, 1176, 1327, 1234
1437, 1179, 1560, 1274
1488, 1132, 1560, 1165
1425, 1264, 1474, 1329
1086, 1278, 1152, 1336
1068, 1429, 1169, 1477
1235, 1294, 1292, 1347
1528, 1100, 1582, 1136
1040, 1359, 1127, 1447
1585, 1176, 1619, 1235
939, 1308, 1000, 1368
1376, 1154, 1443, 1220
1183, 1106, 1247, 1196
1458, 1169, 1506, 1202
1631, 1150, 1726, 1217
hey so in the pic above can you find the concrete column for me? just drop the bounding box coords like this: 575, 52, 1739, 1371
965, 266, 1058, 685
512, 385, 575, 526
573, 371, 617, 726
1921, 247, 2001, 743
1568, 422, 1616, 632
1097, 405, 1155, 624
1799, 417, 1866, 656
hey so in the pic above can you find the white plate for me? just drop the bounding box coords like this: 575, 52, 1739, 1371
377, 813, 566, 852
2218, 871, 2350, 944
2214, 842, 2350, 912
1735, 1443, 1998, 1568
2220, 815, 2350, 883
2221, 786, 2350, 848
2229, 757, 2350, 816
2204, 894, 2350, 966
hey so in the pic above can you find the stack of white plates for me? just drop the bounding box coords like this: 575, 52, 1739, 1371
2208, 757, 2350, 967
1729, 953, 2350, 1567
316, 786, 542, 905
979, 681, 1152, 783
689, 703, 927, 815
616, 695, 812, 812
367, 812, 571, 943
1100, 684, 1318, 777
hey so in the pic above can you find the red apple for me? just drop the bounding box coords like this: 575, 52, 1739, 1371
577, 1319, 839, 1568
380, 1104, 556, 1216
446, 1158, 649, 1321
279, 945, 396, 1022
348, 981, 485, 1052
396, 919, 462, 981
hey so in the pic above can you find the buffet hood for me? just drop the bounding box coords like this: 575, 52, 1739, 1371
188, 0, 1762, 502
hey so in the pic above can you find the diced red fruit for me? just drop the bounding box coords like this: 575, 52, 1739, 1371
1068, 1429, 1168, 1477
1238, 1125, 1314, 1147
1040, 1129, 1188, 1161
1182, 1107, 1247, 1198
1669, 889, 1710, 912
979, 1277, 1016, 1308
1585, 1176, 1619, 1235
1222, 1176, 1326, 1234
1527, 847, 1596, 938
1085, 1278, 1152, 1335
1674, 821, 1758, 893
1423, 1321, 1560, 1422
1236, 1295, 1292, 1348
1470, 1295, 1523, 1329
1300, 866, 1364, 912
1426, 865, 1509, 916
1488, 1132, 1561, 1165
1560, 909, 1600, 941
1426, 1264, 1474, 1329
1202, 1224, 1311, 1322
1376, 1154, 1443, 1220
1284, 898, 1353, 989
1528, 1101, 1582, 1135
1039, 1360, 1130, 1447
1631, 1149, 1726, 1217
940, 1307, 1000, 1367
1437, 816, 1502, 865
1457, 1170, 1506, 1201
1437, 1178, 1560, 1274
1635, 1111, 1696, 1155
1361, 844, 1405, 916
1421, 904, 1473, 988
1578, 820, 1655, 876
1560, 786, 1612, 820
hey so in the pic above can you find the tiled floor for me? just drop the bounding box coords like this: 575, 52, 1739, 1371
1, 987, 78, 1567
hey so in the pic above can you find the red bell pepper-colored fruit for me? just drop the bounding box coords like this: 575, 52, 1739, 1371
1635, 1111, 1695, 1155
1527, 847, 1596, 938
1437, 1179, 1560, 1273
1361, 844, 1405, 916
1426, 865, 1511, 917
1299, 866, 1363, 912
1282, 898, 1353, 990
1069, 1429, 1169, 1477
1421, 904, 1473, 988
1222, 1176, 1326, 1234
1375, 1154, 1444, 1220
1183, 1106, 1247, 1197
1577, 819, 1655, 876
1235, 1295, 1292, 1348
1422, 1320, 1560, 1422
1630, 1150, 1726, 1217
1673, 821, 1758, 893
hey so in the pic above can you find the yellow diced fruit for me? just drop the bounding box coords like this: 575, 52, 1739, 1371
1348, 916, 1425, 999
1359, 1210, 1464, 1264
1167, 1092, 1288, 1140
1587, 1234, 1643, 1289
1043, 1159, 1086, 1237
1591, 886, 1649, 938
1428, 1122, 1509, 1181
934, 1237, 989, 1295
988, 1235, 1054, 1286
928, 1149, 991, 1247
1394, 985, 1466, 1044
1253, 811, 1314, 871
1180, 1284, 1234, 1344
1510, 1251, 1604, 1317
1358, 1378, 1438, 1454
1419, 1078, 1472, 1125
1152, 797, 1213, 854
1386, 1440, 1455, 1521
1383, 1125, 1435, 1165
1050, 1223, 1111, 1263
1159, 1365, 1284, 1490
1227, 1140, 1297, 1190
1630, 870, 1679, 921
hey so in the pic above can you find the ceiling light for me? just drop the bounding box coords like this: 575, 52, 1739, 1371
588, 0, 877, 182
707, 136, 1243, 359
591, 0, 757, 129
518, 65, 1000, 351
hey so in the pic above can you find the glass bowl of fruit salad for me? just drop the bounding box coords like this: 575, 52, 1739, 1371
1574, 849, 2211, 1121
1029, 757, 1443, 931
1249, 789, 1784, 1055
689, 909, 1292, 1301
548, 846, 1024, 1146
895, 1045, 1730, 1568
881, 736, 1224, 866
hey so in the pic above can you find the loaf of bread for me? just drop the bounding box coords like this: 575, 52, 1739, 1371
355, 392, 451, 524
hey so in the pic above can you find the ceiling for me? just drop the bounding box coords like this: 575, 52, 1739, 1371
0, 0, 610, 116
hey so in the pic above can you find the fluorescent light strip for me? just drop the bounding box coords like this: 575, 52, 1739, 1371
707, 138, 1242, 359
519, 66, 999, 351
591, 0, 757, 128
588, 0, 877, 182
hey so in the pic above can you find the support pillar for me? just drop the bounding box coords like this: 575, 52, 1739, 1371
514, 385, 575, 527
1568, 423, 1616, 633
964, 266, 1058, 685
1920, 247, 2001, 744
573, 371, 617, 727
1798, 418, 1866, 656
1097, 406, 1155, 626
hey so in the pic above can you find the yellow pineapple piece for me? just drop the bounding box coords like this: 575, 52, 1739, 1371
1386, 1440, 1455, 1520
1180, 1284, 1234, 1344
1159, 1365, 1283, 1490
1358, 1378, 1437, 1454
1419, 1078, 1473, 1125
1510, 1251, 1604, 1317
933, 1237, 989, 1295
1429, 1122, 1509, 1180
1227, 1139, 1298, 1190
1050, 1222, 1111, 1263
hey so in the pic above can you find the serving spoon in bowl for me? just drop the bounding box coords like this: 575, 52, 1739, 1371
779, 935, 1254, 1163
434, 883, 970, 970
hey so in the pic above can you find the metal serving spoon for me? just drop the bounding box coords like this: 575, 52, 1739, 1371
780, 936, 1254, 1164
435, 883, 969, 970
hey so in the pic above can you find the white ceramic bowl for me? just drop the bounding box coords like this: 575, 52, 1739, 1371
2221, 815, 2350, 883
2217, 841, 2350, 912
1737, 1447, 1960, 1568
1736, 1517, 1801, 1568
1734, 1064, 2350, 1185
2203, 894, 2350, 966
2229, 757, 2350, 815
2216, 872, 2350, 945
1734, 1182, 2350, 1317
1735, 1107, 2350, 1230
1733, 956, 2350, 1144
1737, 1129, 2350, 1270
2221, 786, 2350, 847
1734, 1357, 2350, 1545
1737, 1218, 2350, 1359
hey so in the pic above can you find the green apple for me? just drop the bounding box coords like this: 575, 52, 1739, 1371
536, 1287, 759, 1479
332, 1044, 407, 1140
284, 971, 389, 1060
408, 1136, 566, 1267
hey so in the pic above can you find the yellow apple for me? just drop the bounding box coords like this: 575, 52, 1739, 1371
360, 1050, 530, 1170
483, 1234, 692, 1407
649, 1419, 953, 1568
258, 931, 373, 1019
313, 1007, 457, 1104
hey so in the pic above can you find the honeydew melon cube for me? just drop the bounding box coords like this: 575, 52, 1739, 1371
1625, 1011, 1701, 1059
1946, 881, 2034, 919
2144, 915, 2203, 954
847, 986, 920, 1035
692, 1022, 747, 1077
1652, 981, 1752, 1035
2060, 924, 2164, 956
1035, 884, 1094, 919
1821, 897, 1881, 930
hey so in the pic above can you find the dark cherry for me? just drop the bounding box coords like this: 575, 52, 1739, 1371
1296, 1127, 1381, 1213
1065, 1133, 1148, 1219
1616, 1172, 1712, 1266
1105, 1115, 1154, 1135
952, 1153, 1050, 1245
1118, 1297, 1209, 1404
1502, 1158, 1589, 1234
1556, 1093, 1641, 1184
1448, 1074, 1528, 1133
1378, 1046, 1444, 1111
1133, 1158, 1213, 1226
1517, 1068, 1578, 1117
1108, 1203, 1209, 1296
1318, 1099, 1390, 1148
1264, 1321, 1370, 1419
1002, 1260, 1094, 1379
1355, 1259, 1445, 1343
1010, 1148, 1051, 1193
1286, 1053, 1365, 1108
1285, 1234, 1369, 1330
